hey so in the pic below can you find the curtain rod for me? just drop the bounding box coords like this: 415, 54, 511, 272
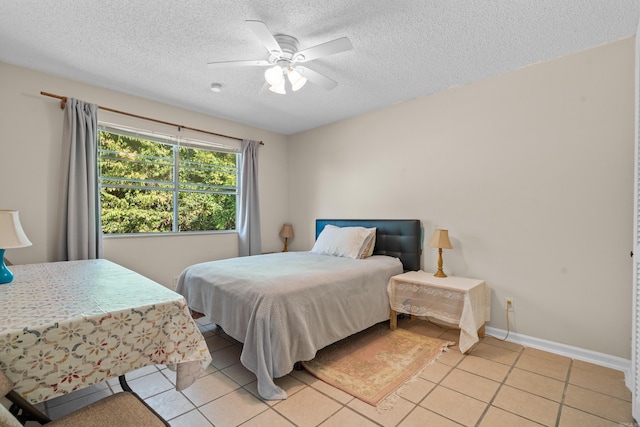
40, 91, 263, 145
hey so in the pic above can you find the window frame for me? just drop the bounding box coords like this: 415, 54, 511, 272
97, 123, 240, 235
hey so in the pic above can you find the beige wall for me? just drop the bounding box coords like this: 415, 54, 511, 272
287, 38, 635, 359
0, 62, 290, 288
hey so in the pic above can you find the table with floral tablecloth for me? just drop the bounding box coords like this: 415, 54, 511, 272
0, 259, 212, 404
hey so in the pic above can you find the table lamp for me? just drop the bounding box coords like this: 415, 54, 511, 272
0, 210, 32, 284
428, 229, 453, 278
279, 223, 294, 252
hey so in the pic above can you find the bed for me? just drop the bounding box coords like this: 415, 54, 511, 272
176, 219, 421, 400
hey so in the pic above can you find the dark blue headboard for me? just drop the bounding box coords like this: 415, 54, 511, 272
315, 219, 422, 271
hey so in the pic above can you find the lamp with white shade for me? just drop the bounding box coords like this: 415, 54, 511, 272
279, 223, 294, 252
0, 210, 32, 284
428, 229, 453, 278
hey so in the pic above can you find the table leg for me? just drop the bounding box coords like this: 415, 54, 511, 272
390, 309, 397, 330
119, 375, 133, 392
477, 323, 486, 338
7, 390, 51, 425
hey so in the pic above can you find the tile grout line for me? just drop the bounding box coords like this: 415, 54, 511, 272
403, 326, 473, 426
472, 340, 526, 426
554, 358, 573, 427
388, 326, 456, 426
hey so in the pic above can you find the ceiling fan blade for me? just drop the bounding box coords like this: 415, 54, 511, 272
297, 66, 338, 91
207, 59, 271, 68
245, 20, 282, 55
294, 37, 352, 63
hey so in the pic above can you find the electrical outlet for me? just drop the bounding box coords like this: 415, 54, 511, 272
505, 298, 515, 311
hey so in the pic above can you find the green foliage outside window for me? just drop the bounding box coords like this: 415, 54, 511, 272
98, 130, 237, 234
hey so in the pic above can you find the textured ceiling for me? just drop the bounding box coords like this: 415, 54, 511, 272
1, 1, 638, 135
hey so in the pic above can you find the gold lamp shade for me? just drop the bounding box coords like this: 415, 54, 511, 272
428, 229, 453, 278
279, 223, 294, 252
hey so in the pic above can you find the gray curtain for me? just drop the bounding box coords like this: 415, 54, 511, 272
56, 98, 102, 261
238, 139, 261, 256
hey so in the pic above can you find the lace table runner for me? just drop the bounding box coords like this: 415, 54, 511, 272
388, 271, 490, 352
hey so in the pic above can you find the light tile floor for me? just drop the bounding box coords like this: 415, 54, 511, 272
31, 318, 635, 426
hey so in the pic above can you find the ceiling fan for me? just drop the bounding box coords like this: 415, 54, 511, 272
207, 20, 353, 94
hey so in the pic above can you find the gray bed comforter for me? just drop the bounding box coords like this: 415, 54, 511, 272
176, 251, 403, 400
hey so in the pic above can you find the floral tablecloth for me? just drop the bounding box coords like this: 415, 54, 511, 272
0, 259, 212, 404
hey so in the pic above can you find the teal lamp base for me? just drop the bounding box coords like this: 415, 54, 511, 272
0, 249, 13, 284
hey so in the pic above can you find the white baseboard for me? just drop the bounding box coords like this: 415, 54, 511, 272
484, 326, 632, 389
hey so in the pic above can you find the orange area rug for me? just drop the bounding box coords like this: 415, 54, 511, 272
302, 323, 451, 406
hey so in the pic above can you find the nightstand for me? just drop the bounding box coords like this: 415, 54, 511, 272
387, 270, 491, 353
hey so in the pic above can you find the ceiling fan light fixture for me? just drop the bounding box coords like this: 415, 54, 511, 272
208, 21, 353, 96
264, 65, 284, 86
287, 68, 307, 91
269, 80, 286, 95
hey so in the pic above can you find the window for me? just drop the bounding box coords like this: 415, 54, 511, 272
98, 126, 238, 234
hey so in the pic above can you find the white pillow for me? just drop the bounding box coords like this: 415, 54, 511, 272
311, 225, 372, 259
358, 227, 377, 259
